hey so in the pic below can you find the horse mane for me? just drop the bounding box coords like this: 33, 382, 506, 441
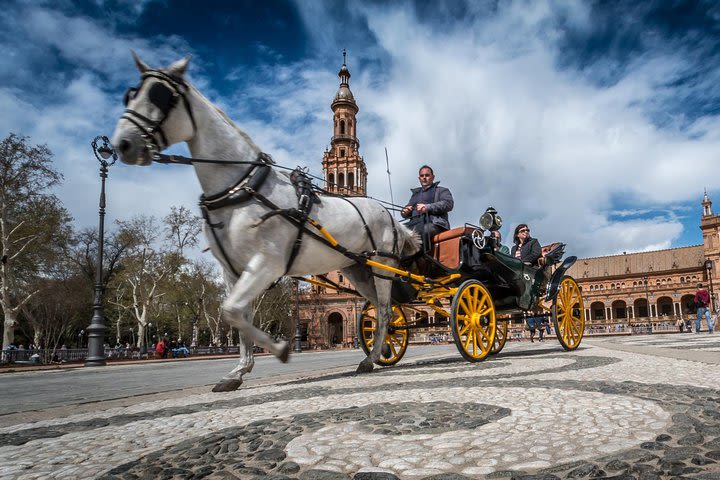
185, 81, 275, 165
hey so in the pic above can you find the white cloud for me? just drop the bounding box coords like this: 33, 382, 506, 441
2, 0, 718, 262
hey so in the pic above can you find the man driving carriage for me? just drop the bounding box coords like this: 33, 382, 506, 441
400, 165, 454, 241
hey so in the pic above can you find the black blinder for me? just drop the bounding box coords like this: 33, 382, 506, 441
148, 82, 177, 114
123, 87, 138, 106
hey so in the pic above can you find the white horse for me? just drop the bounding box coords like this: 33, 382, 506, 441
111, 54, 420, 392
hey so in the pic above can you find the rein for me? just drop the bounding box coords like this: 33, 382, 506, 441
152, 152, 412, 282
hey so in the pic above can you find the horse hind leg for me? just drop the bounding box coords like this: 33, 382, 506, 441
363, 276, 394, 373
340, 265, 379, 374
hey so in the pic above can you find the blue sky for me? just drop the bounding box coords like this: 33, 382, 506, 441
1, 0, 719, 259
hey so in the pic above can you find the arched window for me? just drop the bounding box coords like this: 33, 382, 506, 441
348, 172, 354, 189
338, 173, 345, 187
339, 120, 346, 135
328, 173, 334, 186
338, 274, 344, 284
340, 148, 346, 157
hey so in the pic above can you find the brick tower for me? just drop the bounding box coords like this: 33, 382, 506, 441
322, 50, 367, 196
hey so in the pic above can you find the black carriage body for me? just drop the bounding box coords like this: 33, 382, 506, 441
394, 225, 571, 315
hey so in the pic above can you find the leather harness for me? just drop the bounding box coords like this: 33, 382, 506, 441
123, 69, 404, 281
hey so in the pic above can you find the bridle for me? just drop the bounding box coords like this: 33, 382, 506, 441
121, 70, 197, 156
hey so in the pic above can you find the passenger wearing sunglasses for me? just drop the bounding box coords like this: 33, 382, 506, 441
400, 165, 454, 240
511, 224, 542, 266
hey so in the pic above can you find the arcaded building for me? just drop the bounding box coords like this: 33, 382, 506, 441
297, 54, 720, 348
569, 192, 718, 332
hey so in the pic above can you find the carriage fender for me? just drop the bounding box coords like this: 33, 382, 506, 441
544, 256, 577, 302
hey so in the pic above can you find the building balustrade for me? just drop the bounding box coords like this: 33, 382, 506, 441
330, 134, 359, 146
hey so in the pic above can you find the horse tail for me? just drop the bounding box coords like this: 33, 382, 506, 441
395, 219, 421, 257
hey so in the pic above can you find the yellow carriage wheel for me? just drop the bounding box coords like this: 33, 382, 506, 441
450, 280, 496, 362
357, 301, 409, 366
552, 276, 585, 350
490, 320, 508, 355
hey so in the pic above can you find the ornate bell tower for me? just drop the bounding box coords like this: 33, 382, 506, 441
701, 190, 720, 281
322, 50, 367, 196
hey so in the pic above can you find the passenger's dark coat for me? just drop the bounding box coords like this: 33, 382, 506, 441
511, 237, 542, 265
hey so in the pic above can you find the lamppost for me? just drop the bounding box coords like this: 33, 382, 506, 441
85, 136, 117, 367
706, 259, 715, 312
293, 279, 302, 352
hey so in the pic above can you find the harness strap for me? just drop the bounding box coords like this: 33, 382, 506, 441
199, 153, 273, 211
201, 208, 240, 278
120, 113, 161, 147
339, 197, 377, 251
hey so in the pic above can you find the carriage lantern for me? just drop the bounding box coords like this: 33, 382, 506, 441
85, 135, 117, 367
479, 206, 502, 231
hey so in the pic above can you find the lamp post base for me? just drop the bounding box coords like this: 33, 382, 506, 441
293, 323, 302, 353
85, 306, 107, 367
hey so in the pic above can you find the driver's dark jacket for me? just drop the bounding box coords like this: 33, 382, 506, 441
511, 237, 542, 266
401, 182, 454, 230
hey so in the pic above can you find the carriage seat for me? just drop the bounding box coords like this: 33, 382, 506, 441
431, 226, 475, 270
538, 242, 564, 267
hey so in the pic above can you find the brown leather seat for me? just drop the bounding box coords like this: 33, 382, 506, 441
431, 226, 475, 270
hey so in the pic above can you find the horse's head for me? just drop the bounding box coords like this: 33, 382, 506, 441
111, 52, 195, 165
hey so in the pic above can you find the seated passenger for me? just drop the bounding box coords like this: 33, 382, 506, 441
490, 230, 510, 255
400, 165, 454, 242
510, 224, 541, 266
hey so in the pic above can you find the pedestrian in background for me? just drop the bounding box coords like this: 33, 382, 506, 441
694, 283, 710, 333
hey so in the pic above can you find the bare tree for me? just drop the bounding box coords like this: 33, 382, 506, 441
164, 205, 202, 258
0, 134, 72, 356
111, 215, 173, 351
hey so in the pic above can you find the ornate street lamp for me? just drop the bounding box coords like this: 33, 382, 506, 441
85, 136, 117, 367
705, 259, 715, 312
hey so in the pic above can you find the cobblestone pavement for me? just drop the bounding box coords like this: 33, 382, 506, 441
2, 334, 720, 479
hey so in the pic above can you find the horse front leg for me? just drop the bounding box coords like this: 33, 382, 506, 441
212, 258, 290, 392
212, 334, 255, 392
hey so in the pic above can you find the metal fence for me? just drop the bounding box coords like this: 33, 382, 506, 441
0, 345, 252, 365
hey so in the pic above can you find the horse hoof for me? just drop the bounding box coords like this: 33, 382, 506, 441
212, 379, 243, 392
356, 358, 374, 374
278, 341, 291, 363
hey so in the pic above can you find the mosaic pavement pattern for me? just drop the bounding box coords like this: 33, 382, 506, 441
2, 334, 720, 479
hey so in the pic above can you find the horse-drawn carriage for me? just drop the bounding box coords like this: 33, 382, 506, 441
111, 53, 585, 391
335, 211, 586, 366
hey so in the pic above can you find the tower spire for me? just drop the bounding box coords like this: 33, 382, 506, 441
703, 189, 713, 217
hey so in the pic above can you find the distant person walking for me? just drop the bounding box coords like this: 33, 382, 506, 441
155, 338, 167, 358
694, 283, 710, 333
